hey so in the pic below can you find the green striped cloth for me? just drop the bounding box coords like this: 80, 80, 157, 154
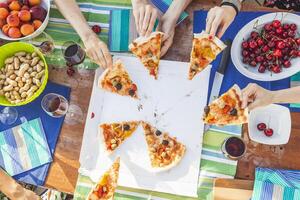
290, 72, 300, 108
74, 126, 241, 200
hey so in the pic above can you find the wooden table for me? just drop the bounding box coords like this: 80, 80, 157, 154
44, 0, 300, 194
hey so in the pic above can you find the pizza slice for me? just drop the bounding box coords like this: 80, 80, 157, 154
99, 59, 138, 98
141, 122, 186, 171
129, 32, 164, 79
189, 31, 227, 80
99, 121, 140, 154
87, 157, 120, 200
203, 84, 248, 125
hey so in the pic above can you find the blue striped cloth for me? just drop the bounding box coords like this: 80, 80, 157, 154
252, 168, 300, 200
0, 118, 52, 177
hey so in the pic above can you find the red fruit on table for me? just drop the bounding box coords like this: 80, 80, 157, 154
250, 60, 257, 67
272, 65, 281, 73
257, 38, 264, 46
275, 27, 283, 35
290, 23, 297, 31
262, 45, 269, 52
30, 6, 47, 21
264, 128, 274, 137
258, 64, 266, 73
264, 23, 273, 31
251, 31, 259, 39
256, 56, 264, 63
257, 123, 267, 131
67, 66, 75, 77
276, 41, 286, 49
92, 25, 101, 34
249, 40, 257, 49
273, 49, 282, 57
283, 24, 290, 30
272, 20, 281, 28
242, 41, 249, 49
288, 30, 296, 38
283, 60, 291, 68
242, 50, 249, 57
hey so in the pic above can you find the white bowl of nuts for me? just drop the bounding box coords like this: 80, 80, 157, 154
0, 42, 48, 106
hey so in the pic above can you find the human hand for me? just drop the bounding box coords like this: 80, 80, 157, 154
205, 6, 236, 38
159, 15, 176, 57
83, 33, 113, 69
132, 0, 159, 37
241, 83, 275, 111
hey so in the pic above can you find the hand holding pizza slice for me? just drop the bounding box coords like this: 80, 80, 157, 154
189, 31, 227, 80
203, 84, 248, 125
87, 157, 120, 200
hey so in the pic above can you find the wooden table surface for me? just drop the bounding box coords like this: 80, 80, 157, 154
44, 0, 300, 194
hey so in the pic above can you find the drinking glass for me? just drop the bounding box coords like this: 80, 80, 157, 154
62, 41, 86, 66
221, 136, 246, 160
41, 93, 84, 125
28, 32, 55, 55
0, 107, 18, 125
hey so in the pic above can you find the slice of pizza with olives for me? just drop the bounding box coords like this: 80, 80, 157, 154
99, 121, 140, 154
189, 31, 227, 80
87, 157, 120, 200
203, 84, 248, 125
99, 59, 138, 98
141, 122, 186, 172
129, 32, 164, 79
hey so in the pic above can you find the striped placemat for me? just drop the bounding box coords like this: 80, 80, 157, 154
73, 126, 241, 200
0, 118, 52, 177
290, 72, 300, 108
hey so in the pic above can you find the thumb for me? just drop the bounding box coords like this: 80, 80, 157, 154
248, 99, 263, 111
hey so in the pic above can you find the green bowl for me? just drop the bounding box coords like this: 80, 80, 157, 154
0, 42, 48, 107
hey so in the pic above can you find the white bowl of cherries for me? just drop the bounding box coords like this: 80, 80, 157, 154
248, 104, 291, 145
232, 12, 300, 81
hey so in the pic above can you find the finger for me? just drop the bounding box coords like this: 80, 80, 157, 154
138, 7, 145, 36
102, 48, 113, 68
216, 22, 229, 39
133, 11, 140, 33
241, 84, 257, 108
95, 51, 106, 68
142, 6, 151, 36
146, 9, 157, 37
205, 9, 215, 34
248, 100, 263, 111
161, 36, 173, 57
209, 15, 222, 37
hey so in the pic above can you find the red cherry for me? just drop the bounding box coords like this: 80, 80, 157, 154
91, 112, 95, 119
282, 32, 288, 38
256, 56, 264, 63
258, 64, 266, 73
242, 41, 249, 49
268, 41, 275, 48
296, 38, 300, 45
272, 65, 281, 73
67, 67, 75, 77
242, 50, 249, 57
283, 24, 290, 30
242, 57, 250, 64
92, 25, 102, 34
249, 40, 258, 49
283, 60, 291, 68
262, 45, 269, 52
250, 53, 256, 59
257, 38, 264, 46
289, 50, 298, 57
254, 48, 261, 55
250, 60, 257, 67
131, 83, 137, 91
251, 31, 259, 39
276, 41, 286, 49
257, 123, 267, 131
276, 27, 283, 35
266, 54, 273, 61
288, 30, 296, 38
272, 20, 281, 28
298, 51, 300, 57
273, 49, 282, 57
290, 23, 297, 31
264, 23, 273, 31
264, 128, 274, 137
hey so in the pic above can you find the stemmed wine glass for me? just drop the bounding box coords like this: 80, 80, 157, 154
28, 32, 55, 55
0, 107, 18, 125
41, 93, 84, 125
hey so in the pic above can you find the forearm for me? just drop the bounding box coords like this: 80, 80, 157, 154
163, 0, 192, 25
54, 0, 94, 42
272, 87, 300, 104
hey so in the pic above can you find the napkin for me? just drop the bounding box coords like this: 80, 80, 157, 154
0, 118, 52, 176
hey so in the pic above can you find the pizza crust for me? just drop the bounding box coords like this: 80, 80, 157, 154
98, 125, 113, 155
194, 31, 227, 51
128, 32, 164, 49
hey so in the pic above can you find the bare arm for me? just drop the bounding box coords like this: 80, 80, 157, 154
163, 0, 192, 25
54, 0, 113, 68
272, 87, 300, 104
0, 168, 40, 200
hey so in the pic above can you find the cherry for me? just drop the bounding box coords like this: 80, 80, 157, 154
257, 38, 264, 46
283, 60, 291, 68
272, 20, 281, 28
282, 32, 288, 38
272, 65, 281, 73
264, 23, 273, 31
264, 128, 274, 137
283, 24, 290, 30
276, 27, 283, 35
288, 30, 296, 38
296, 38, 300, 45
67, 67, 75, 77
250, 60, 257, 67
289, 50, 298, 57
242, 41, 249, 49
276, 41, 286, 49
256, 56, 264, 63
266, 54, 273, 61
258, 64, 266, 73
242, 50, 249, 57
257, 123, 267, 131
251, 31, 259, 39
262, 45, 269, 52
92, 25, 102, 34
249, 40, 258, 49
273, 49, 282, 57
254, 48, 261, 55
290, 23, 297, 31
242, 57, 250, 64
268, 41, 275, 48
250, 53, 256, 59
298, 51, 300, 57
